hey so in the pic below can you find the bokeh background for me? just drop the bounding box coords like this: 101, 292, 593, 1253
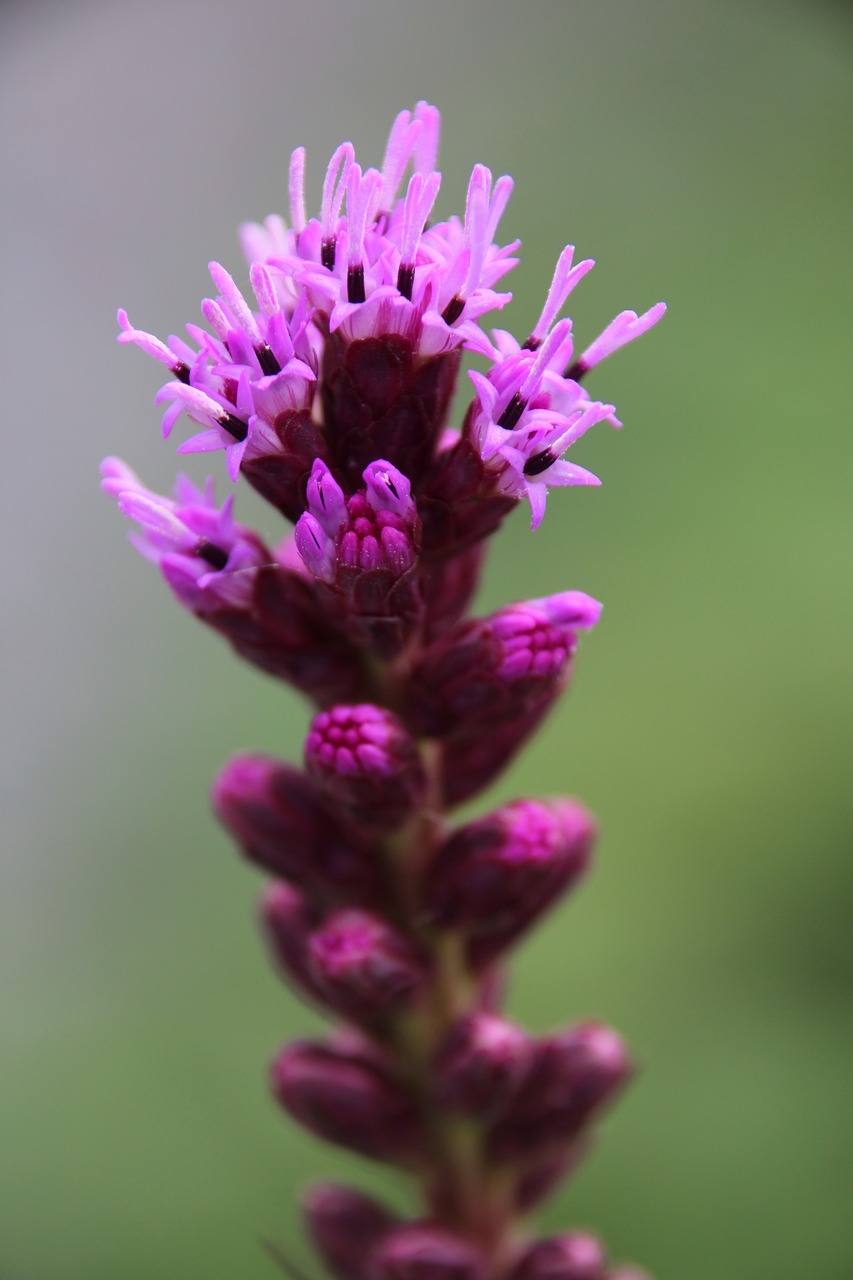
2, 1, 851, 1277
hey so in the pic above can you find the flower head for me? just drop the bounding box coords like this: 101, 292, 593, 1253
116, 101, 662, 532
100, 457, 269, 610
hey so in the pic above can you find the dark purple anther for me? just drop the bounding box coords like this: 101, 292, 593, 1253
348, 263, 367, 304
441, 295, 465, 325
523, 449, 557, 477
219, 410, 249, 442
309, 908, 427, 1019
321, 238, 337, 271
497, 391, 526, 431
435, 1013, 535, 1118
396, 262, 416, 299
196, 540, 229, 571
255, 342, 282, 376
369, 1224, 487, 1280
271, 1039, 422, 1162
508, 1234, 606, 1280
488, 1023, 633, 1160
303, 1183, 397, 1280
305, 704, 426, 830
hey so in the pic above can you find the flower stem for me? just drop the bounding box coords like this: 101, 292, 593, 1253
386, 743, 519, 1274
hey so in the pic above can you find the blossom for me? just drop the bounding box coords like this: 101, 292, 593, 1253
105, 102, 664, 1280
116, 101, 662, 529
100, 457, 270, 610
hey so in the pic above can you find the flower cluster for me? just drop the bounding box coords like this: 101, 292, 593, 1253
104, 103, 662, 1280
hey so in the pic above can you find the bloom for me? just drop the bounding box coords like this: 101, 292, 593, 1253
113, 101, 662, 533
105, 102, 664, 1280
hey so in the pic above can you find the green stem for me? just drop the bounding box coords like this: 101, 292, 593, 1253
383, 740, 520, 1274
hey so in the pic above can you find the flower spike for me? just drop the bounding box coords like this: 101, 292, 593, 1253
105, 101, 665, 1280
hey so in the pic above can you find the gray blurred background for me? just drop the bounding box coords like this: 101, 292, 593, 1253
2, 1, 851, 1277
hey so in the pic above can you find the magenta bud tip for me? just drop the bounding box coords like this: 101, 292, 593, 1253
509, 1234, 606, 1280
305, 704, 426, 828
371, 1224, 487, 1280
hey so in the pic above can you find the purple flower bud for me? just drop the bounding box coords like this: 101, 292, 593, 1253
271, 1039, 422, 1162
262, 888, 426, 1023
319, 331, 461, 489
369, 1224, 487, 1280
303, 1183, 397, 1280
606, 1271, 653, 1280
213, 755, 385, 906
306, 458, 349, 536
491, 592, 601, 682
420, 436, 518, 557
421, 542, 486, 642
508, 1234, 606, 1280
488, 1023, 633, 1160
305, 705, 426, 830
363, 460, 417, 522
435, 1013, 535, 1118
514, 1145, 590, 1212
309, 908, 427, 1020
407, 592, 600, 740
425, 800, 595, 957
259, 881, 327, 1005
229, 562, 364, 705
295, 460, 423, 658
295, 510, 338, 581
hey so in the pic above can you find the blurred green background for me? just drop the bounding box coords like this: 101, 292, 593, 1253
2, 1, 851, 1277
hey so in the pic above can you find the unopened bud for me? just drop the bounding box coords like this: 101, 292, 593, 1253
226, 562, 364, 704
514, 1144, 589, 1212
419, 435, 517, 557
508, 1234, 606, 1280
435, 1013, 534, 1118
309, 908, 428, 1020
438, 698, 552, 808
408, 592, 600, 739
271, 1039, 422, 1162
305, 704, 426, 829
421, 542, 486, 642
295, 459, 423, 657
488, 1023, 632, 1160
259, 881, 326, 1005
426, 799, 595, 958
212, 754, 384, 905
370, 1224, 487, 1280
303, 1183, 397, 1280
320, 331, 460, 488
